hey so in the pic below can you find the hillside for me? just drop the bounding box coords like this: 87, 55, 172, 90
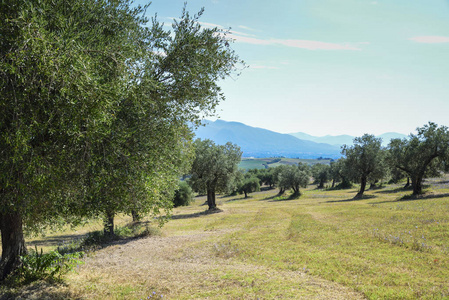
289, 131, 407, 147
194, 120, 341, 159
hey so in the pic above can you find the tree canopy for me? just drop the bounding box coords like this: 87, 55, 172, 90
0, 0, 241, 279
311, 164, 331, 189
276, 163, 310, 196
342, 134, 384, 199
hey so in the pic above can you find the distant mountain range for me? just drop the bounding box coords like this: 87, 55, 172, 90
194, 120, 341, 159
193, 120, 409, 159
288, 132, 407, 147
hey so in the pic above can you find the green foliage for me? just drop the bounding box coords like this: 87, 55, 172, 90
18, 246, 84, 283
329, 159, 351, 188
0, 0, 242, 278
311, 164, 331, 188
276, 163, 310, 195
81, 223, 160, 248
173, 181, 194, 207
189, 139, 242, 209
238, 176, 261, 198
342, 134, 384, 198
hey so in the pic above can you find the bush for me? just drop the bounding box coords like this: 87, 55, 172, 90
18, 246, 84, 283
173, 181, 193, 207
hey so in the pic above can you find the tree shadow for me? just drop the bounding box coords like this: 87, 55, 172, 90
369, 192, 449, 205
399, 192, 449, 202
260, 193, 283, 201
326, 194, 377, 203
0, 281, 82, 300
171, 208, 223, 220
225, 196, 246, 202
374, 186, 413, 194
267, 193, 301, 202
27, 233, 88, 248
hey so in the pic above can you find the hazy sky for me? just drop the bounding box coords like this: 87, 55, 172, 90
138, 0, 449, 136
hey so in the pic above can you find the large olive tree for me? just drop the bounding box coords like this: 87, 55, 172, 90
189, 139, 242, 210
388, 122, 449, 195
0, 0, 241, 279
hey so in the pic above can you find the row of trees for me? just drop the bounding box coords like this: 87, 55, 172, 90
0, 0, 241, 280
187, 140, 313, 204
186, 122, 449, 207
307, 122, 449, 199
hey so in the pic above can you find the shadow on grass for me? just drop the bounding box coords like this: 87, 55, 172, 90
171, 208, 223, 220
326, 194, 377, 203
398, 192, 449, 201
0, 281, 82, 300
267, 193, 301, 202
369, 192, 449, 205
27, 233, 88, 248
374, 186, 415, 194
225, 196, 247, 202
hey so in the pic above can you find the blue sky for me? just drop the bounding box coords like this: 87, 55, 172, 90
138, 0, 449, 136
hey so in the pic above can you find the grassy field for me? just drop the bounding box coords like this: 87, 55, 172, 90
2, 176, 449, 299
240, 157, 333, 170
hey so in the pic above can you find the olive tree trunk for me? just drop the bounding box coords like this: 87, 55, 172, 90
411, 176, 423, 195
206, 189, 216, 210
354, 176, 367, 199
0, 211, 27, 280
104, 210, 115, 237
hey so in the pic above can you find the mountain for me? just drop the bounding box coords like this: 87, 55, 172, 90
289, 132, 407, 147
193, 120, 341, 159
289, 132, 354, 146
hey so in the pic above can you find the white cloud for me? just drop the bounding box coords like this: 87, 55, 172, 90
409, 36, 449, 43
230, 30, 256, 37
250, 65, 279, 70
198, 21, 225, 29
238, 25, 257, 31
228, 33, 361, 50
276, 39, 361, 50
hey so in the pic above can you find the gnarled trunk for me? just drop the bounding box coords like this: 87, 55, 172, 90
354, 176, 367, 199
0, 211, 27, 280
206, 189, 216, 210
411, 176, 423, 195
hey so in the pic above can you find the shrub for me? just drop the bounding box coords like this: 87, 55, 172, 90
18, 246, 84, 283
173, 181, 193, 207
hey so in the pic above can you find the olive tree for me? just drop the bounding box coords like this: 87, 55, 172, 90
329, 159, 352, 189
311, 164, 331, 189
238, 176, 261, 198
342, 134, 384, 199
388, 122, 449, 195
0, 0, 242, 279
189, 139, 242, 210
277, 163, 310, 196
